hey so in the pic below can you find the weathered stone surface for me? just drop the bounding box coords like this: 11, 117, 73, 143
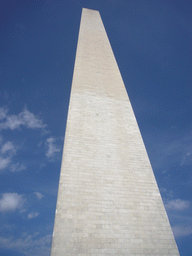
51, 8, 179, 255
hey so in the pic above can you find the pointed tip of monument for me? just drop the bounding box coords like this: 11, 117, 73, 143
82, 7, 99, 12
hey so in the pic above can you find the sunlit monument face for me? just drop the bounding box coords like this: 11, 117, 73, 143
50, 8, 179, 256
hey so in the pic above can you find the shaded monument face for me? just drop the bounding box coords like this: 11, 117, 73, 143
51, 8, 179, 255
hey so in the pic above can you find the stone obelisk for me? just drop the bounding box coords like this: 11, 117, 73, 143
51, 8, 179, 255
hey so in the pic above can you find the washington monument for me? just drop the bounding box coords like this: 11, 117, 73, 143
51, 8, 179, 255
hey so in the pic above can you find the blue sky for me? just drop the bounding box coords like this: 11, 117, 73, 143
0, 0, 192, 255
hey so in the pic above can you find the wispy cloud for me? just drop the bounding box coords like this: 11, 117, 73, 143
28, 212, 39, 219
145, 128, 192, 171
0, 141, 17, 171
0, 108, 46, 131
163, 194, 192, 239
0, 193, 26, 212
0, 233, 51, 256
172, 225, 192, 238
0, 141, 25, 172
45, 137, 61, 161
165, 199, 190, 211
160, 187, 174, 199
10, 163, 26, 172
1, 141, 16, 155
34, 192, 44, 200
0, 156, 11, 170
0, 107, 8, 120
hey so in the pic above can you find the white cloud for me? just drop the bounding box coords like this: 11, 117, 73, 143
19, 108, 46, 129
160, 187, 174, 200
0, 156, 11, 170
0, 233, 52, 256
2, 115, 23, 130
28, 212, 39, 219
34, 192, 44, 200
180, 151, 192, 166
0, 142, 17, 171
0, 193, 25, 212
10, 163, 26, 172
39, 163, 46, 169
172, 225, 192, 238
144, 127, 192, 170
0, 107, 8, 120
45, 137, 61, 160
0, 142, 25, 172
0, 108, 46, 131
1, 141, 16, 155
165, 199, 190, 211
